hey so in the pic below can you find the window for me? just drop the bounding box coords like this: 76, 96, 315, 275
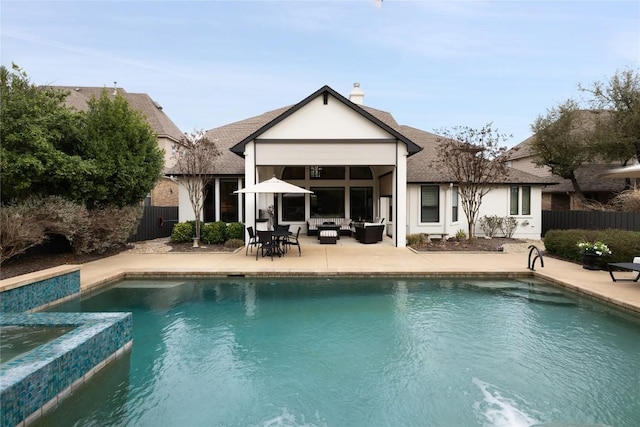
282, 167, 305, 180
349, 167, 373, 180
350, 187, 373, 221
310, 187, 344, 217
282, 193, 305, 221
204, 182, 215, 222
451, 186, 459, 222
220, 179, 238, 222
522, 186, 531, 215
510, 186, 519, 215
420, 186, 439, 223
310, 166, 345, 180
510, 185, 531, 215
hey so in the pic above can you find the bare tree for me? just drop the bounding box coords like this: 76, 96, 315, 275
435, 123, 509, 240
174, 130, 221, 245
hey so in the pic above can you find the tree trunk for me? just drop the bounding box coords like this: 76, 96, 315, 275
569, 175, 587, 206
468, 221, 476, 240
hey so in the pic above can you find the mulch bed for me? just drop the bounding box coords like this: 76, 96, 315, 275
0, 242, 235, 280
0, 246, 132, 280
411, 237, 523, 252
166, 242, 234, 253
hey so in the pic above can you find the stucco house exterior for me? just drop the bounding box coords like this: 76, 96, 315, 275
176, 84, 554, 247
57, 85, 184, 206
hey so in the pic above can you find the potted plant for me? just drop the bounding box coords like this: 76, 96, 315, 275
577, 241, 611, 270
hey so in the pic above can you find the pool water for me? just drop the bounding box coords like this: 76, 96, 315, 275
0, 326, 74, 364
37, 277, 640, 427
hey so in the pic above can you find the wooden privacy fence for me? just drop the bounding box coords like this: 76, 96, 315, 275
128, 206, 178, 242
542, 210, 640, 236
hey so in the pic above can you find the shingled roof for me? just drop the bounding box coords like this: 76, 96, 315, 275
53, 86, 183, 142
402, 125, 556, 184
170, 85, 554, 185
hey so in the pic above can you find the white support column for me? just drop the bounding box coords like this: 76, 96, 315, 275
244, 142, 257, 241
214, 178, 220, 222
395, 142, 408, 248
237, 177, 243, 222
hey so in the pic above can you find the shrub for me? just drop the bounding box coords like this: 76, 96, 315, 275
544, 229, 640, 263
1, 197, 142, 260
224, 238, 244, 249
455, 229, 467, 241
171, 222, 194, 243
501, 217, 519, 238
226, 222, 245, 240
201, 221, 226, 244
0, 201, 48, 263
479, 215, 503, 238
407, 233, 428, 247
74, 205, 142, 254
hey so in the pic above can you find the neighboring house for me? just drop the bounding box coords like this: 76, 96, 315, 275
504, 131, 627, 211
55, 85, 184, 206
174, 84, 554, 247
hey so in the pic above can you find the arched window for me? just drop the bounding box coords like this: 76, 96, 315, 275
349, 166, 373, 179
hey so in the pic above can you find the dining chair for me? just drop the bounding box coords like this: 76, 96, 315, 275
256, 230, 277, 261
286, 226, 302, 256
246, 226, 259, 255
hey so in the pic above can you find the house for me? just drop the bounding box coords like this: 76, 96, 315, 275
504, 127, 627, 210
56, 85, 184, 206
175, 84, 554, 247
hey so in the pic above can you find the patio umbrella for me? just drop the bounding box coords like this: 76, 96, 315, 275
234, 177, 313, 231
600, 164, 640, 179
234, 177, 313, 194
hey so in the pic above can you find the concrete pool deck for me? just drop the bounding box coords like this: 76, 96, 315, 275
74, 237, 640, 315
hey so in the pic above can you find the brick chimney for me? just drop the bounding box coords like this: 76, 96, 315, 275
348, 82, 364, 105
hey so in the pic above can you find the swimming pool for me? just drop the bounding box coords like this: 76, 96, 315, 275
38, 277, 640, 426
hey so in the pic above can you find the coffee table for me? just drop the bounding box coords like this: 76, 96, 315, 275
317, 223, 340, 240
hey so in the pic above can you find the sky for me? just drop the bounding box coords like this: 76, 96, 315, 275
2, 1, 639, 147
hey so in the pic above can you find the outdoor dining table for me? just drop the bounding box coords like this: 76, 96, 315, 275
272, 228, 291, 255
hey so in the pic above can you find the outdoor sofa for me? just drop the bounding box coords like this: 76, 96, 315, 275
306, 217, 352, 236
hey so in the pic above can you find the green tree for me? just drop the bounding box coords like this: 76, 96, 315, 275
0, 64, 95, 203
529, 99, 594, 203
579, 67, 640, 165
434, 123, 509, 240
78, 90, 164, 208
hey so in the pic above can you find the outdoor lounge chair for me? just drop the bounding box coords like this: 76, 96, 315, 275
354, 223, 384, 244
607, 257, 640, 282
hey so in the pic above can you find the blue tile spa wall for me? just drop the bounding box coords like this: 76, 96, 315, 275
0, 312, 133, 427
1, 269, 80, 313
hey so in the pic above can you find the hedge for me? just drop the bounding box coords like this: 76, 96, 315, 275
544, 229, 640, 266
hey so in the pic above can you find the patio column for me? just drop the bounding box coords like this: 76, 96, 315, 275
395, 142, 408, 248
243, 141, 257, 242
